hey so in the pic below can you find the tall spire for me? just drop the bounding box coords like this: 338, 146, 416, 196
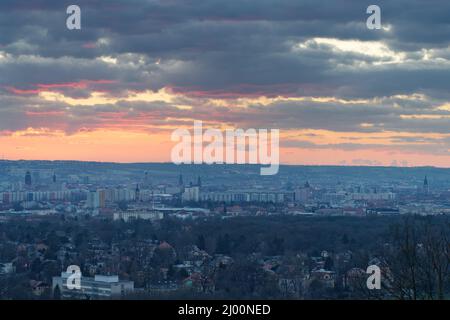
423, 176, 429, 194
135, 184, 140, 201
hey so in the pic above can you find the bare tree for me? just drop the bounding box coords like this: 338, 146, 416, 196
381, 216, 450, 300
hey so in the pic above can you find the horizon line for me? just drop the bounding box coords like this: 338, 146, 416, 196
0, 158, 444, 170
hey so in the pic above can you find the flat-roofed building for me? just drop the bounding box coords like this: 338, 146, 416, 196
52, 272, 134, 299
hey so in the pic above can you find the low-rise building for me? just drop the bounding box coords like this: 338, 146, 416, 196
113, 210, 164, 222
52, 272, 134, 299
0, 262, 15, 274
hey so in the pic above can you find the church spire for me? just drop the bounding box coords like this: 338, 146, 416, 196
423, 176, 429, 194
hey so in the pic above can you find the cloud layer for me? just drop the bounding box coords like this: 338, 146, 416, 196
1, 0, 450, 165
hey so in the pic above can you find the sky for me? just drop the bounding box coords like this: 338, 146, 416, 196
1, 0, 450, 167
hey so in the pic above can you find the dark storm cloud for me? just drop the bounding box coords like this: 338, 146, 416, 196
0, 0, 450, 98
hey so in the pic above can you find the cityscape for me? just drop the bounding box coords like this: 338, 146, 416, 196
0, 161, 448, 299
1, 0, 450, 306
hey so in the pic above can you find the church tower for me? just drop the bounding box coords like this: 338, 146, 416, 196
135, 184, 140, 202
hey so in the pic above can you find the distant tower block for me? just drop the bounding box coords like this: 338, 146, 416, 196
52, 173, 57, 183
25, 171, 32, 186
178, 174, 184, 187
197, 176, 202, 188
